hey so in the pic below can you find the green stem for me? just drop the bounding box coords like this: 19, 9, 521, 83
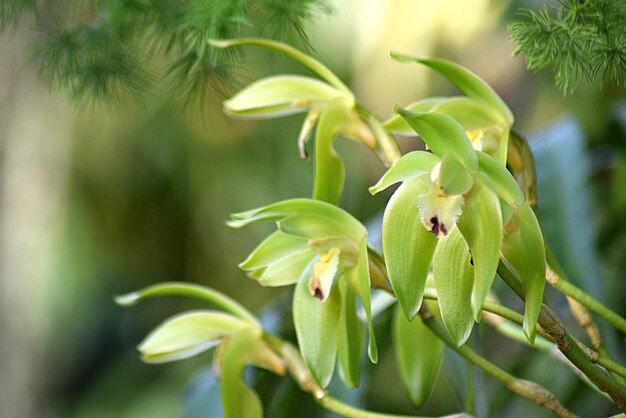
209, 38, 352, 94
546, 265, 626, 334
498, 261, 626, 411
114, 282, 260, 326
419, 305, 577, 418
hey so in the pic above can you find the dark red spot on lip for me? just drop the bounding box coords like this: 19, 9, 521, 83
429, 216, 447, 237
314, 288, 324, 300
430, 216, 439, 236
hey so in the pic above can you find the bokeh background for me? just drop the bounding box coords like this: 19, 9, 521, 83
0, 0, 625, 417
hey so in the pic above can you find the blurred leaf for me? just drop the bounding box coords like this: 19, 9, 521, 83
393, 304, 444, 408
224, 75, 344, 119
501, 203, 546, 343
457, 174, 503, 320
293, 264, 342, 388
138, 311, 253, 363
433, 229, 474, 346
382, 176, 437, 320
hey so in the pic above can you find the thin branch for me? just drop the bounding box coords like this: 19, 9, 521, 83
545, 265, 626, 334
418, 305, 577, 418
498, 261, 626, 411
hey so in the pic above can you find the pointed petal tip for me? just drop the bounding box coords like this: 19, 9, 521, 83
114, 292, 139, 306
208, 39, 232, 48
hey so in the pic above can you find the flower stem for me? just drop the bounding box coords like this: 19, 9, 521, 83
498, 261, 626, 411
267, 336, 465, 418
418, 305, 577, 418
545, 264, 626, 334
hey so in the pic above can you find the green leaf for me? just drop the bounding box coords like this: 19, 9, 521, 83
337, 281, 364, 389
385, 96, 503, 135
433, 229, 475, 346
476, 151, 524, 208
383, 176, 437, 320
239, 231, 309, 270
228, 199, 365, 238
435, 153, 474, 195
369, 151, 440, 194
137, 311, 252, 363
221, 328, 286, 418
395, 109, 478, 172
224, 75, 345, 119
393, 304, 444, 408
501, 203, 546, 343
457, 174, 503, 321
390, 53, 513, 126
293, 263, 342, 388
256, 251, 316, 287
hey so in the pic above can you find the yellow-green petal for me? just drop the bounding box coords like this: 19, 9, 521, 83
501, 203, 546, 343
383, 176, 437, 320
457, 174, 503, 320
433, 229, 475, 346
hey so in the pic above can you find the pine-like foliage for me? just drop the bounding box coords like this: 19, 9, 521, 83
1, 0, 329, 102
509, 0, 626, 93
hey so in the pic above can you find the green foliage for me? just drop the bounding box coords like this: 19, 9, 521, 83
3, 0, 330, 101
509, 0, 626, 93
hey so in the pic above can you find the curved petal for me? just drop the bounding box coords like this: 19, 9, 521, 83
224, 75, 344, 118
383, 176, 437, 320
433, 229, 475, 346
395, 109, 478, 172
501, 203, 546, 343
457, 174, 503, 320
369, 151, 440, 194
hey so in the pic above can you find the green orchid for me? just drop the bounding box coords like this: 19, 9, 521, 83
371, 106, 545, 346
115, 283, 284, 418
211, 38, 400, 204
228, 198, 378, 388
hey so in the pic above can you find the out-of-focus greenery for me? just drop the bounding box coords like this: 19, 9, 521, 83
0, 1, 625, 417
1, 0, 330, 101
509, 0, 626, 93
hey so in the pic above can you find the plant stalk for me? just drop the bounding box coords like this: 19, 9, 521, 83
498, 261, 626, 411
418, 305, 577, 418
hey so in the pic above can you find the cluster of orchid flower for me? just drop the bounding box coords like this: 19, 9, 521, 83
117, 38, 548, 417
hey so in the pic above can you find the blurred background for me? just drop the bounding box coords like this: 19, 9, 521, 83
0, 0, 624, 417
